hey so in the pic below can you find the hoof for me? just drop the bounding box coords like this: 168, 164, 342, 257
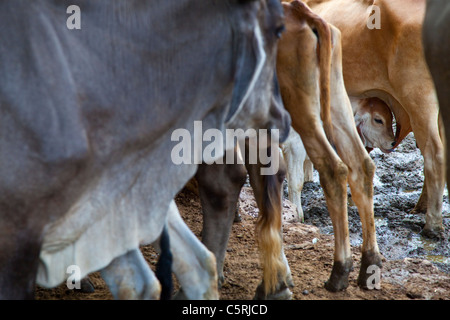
324, 260, 352, 292
217, 275, 225, 289
285, 273, 295, 289
324, 278, 348, 292
357, 250, 382, 289
420, 226, 445, 240
172, 288, 187, 300
410, 205, 427, 215
253, 282, 293, 300
78, 277, 95, 293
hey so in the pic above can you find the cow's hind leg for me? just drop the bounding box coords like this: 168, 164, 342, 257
246, 147, 293, 300
196, 157, 247, 288
333, 128, 382, 289
293, 124, 352, 292
101, 248, 161, 300
318, 158, 352, 292
347, 157, 382, 289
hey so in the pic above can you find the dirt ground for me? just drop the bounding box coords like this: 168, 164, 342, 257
35, 133, 450, 301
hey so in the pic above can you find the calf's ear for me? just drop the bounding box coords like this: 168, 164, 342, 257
226, 27, 266, 124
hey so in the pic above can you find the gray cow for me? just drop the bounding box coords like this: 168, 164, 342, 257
423, 0, 450, 195
0, 0, 290, 299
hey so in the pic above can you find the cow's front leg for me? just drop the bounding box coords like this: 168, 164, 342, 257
196, 155, 247, 288
410, 107, 445, 238
420, 144, 445, 238
165, 201, 219, 300
101, 248, 161, 300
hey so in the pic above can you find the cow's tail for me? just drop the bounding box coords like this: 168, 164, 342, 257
292, 0, 335, 147
255, 168, 286, 296
155, 225, 173, 300
316, 19, 334, 148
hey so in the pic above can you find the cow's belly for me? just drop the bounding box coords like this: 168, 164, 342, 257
36, 142, 197, 288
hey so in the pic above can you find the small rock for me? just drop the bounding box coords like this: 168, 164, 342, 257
302, 290, 309, 295
405, 284, 424, 299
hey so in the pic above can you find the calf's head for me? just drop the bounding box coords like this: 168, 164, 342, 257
353, 97, 396, 153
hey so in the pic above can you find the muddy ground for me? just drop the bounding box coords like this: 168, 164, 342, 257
35, 133, 450, 300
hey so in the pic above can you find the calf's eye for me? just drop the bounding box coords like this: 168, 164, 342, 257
374, 119, 383, 124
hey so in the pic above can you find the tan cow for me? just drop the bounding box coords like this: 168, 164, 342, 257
278, 0, 381, 291
283, 96, 396, 221
303, 0, 444, 238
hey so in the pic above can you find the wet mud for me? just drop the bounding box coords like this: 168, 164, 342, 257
295, 133, 450, 274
